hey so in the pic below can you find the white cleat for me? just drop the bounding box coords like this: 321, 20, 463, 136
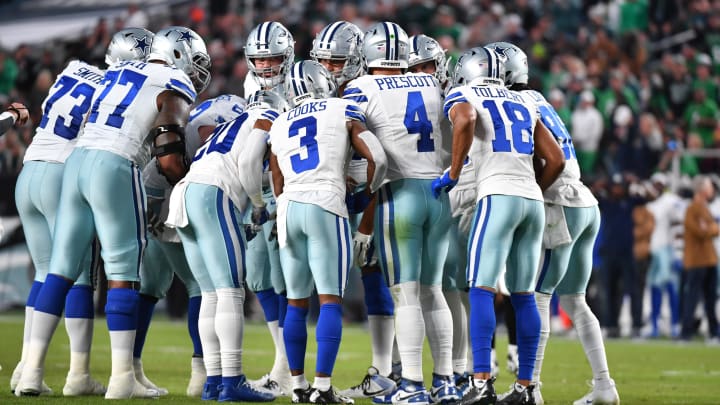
134, 358, 169, 396
271, 369, 292, 396
573, 379, 620, 405
63, 373, 107, 396
186, 357, 206, 397
105, 371, 161, 399
14, 367, 48, 397
339, 367, 397, 398
10, 362, 52, 395
532, 382, 544, 405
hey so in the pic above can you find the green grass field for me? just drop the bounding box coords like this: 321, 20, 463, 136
0, 313, 718, 404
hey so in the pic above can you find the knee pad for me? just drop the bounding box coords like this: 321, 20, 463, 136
391, 281, 420, 308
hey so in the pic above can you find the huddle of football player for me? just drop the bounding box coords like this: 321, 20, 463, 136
8, 16, 619, 405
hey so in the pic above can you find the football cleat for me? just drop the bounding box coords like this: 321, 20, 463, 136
187, 356, 206, 397
310, 386, 355, 404
293, 385, 315, 403
531, 382, 543, 405
11, 362, 52, 396
453, 372, 471, 398
134, 358, 169, 395
14, 367, 45, 397
389, 378, 430, 405
572, 379, 619, 405
202, 380, 221, 400
218, 375, 276, 402
105, 371, 161, 399
507, 348, 519, 377
429, 374, 460, 404
63, 373, 106, 396
340, 366, 397, 398
459, 377, 496, 405
497, 382, 534, 405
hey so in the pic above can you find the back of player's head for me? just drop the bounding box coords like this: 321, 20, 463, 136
361, 22, 409, 71
283, 60, 337, 108
310, 21, 363, 86
106, 27, 154, 66
451, 46, 506, 88
247, 89, 289, 113
164, 26, 212, 93
408, 34, 448, 84
147, 27, 195, 78
245, 21, 295, 89
485, 41, 528, 87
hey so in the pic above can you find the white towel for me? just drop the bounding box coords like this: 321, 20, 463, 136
542, 203, 572, 249
276, 195, 289, 248
165, 179, 190, 229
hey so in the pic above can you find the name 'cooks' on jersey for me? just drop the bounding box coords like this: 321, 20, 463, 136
343, 72, 444, 182
270, 98, 366, 218
77, 60, 196, 168
24, 60, 105, 163
444, 84, 543, 202
522, 89, 597, 207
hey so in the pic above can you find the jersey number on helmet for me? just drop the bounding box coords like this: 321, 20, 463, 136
38, 76, 96, 140
288, 116, 320, 174
88, 70, 148, 129
538, 105, 575, 159
403, 91, 435, 152
482, 100, 533, 155
193, 113, 250, 161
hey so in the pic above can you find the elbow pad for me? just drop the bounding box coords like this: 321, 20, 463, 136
151, 125, 186, 157
357, 130, 387, 193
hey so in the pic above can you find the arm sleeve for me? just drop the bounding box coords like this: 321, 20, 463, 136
0, 112, 15, 136
443, 89, 470, 119
239, 127, 270, 208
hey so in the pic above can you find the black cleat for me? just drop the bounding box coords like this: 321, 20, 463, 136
309, 386, 355, 404
460, 377, 496, 405
293, 386, 315, 403
497, 382, 534, 405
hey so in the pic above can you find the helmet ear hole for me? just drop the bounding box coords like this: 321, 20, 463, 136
174, 50, 181, 59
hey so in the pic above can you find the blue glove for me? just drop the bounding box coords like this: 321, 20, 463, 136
431, 171, 458, 199
251, 205, 269, 226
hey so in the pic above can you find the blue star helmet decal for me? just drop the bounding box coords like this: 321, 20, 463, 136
177, 29, 194, 43
491, 45, 510, 57
133, 35, 151, 54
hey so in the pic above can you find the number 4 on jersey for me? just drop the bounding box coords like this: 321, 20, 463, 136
404, 91, 435, 152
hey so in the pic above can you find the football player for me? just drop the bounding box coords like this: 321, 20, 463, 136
165, 87, 284, 402
11, 28, 153, 397
344, 22, 458, 405
487, 41, 620, 405
268, 60, 387, 404
15, 27, 199, 399
244, 21, 295, 96
0, 102, 29, 135
434, 47, 564, 405
310, 21, 396, 399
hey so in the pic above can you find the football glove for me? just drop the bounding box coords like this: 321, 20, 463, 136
352, 232, 373, 268
431, 170, 458, 199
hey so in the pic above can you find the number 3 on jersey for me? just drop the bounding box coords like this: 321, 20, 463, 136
404, 91, 435, 152
482, 100, 533, 155
288, 116, 319, 173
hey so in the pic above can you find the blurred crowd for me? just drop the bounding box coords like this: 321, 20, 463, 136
1, 0, 720, 338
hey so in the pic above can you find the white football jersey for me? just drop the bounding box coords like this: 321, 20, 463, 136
270, 98, 365, 218
77, 60, 196, 168
444, 84, 543, 202
183, 107, 279, 214
522, 90, 597, 207
344, 72, 445, 182
24, 60, 105, 163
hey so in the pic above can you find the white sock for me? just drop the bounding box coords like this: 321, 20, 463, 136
443, 290, 468, 375
368, 315, 395, 376
109, 330, 135, 376
292, 374, 309, 390
215, 288, 245, 377
560, 294, 612, 386
421, 284, 453, 376
392, 282, 425, 382
65, 318, 93, 376
267, 321, 289, 379
20, 306, 34, 364
313, 376, 331, 391
199, 292, 221, 377
461, 292, 473, 373
25, 311, 61, 370
533, 293, 552, 383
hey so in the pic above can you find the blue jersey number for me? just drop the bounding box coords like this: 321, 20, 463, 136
482, 100, 533, 155
193, 113, 249, 161
538, 105, 575, 159
38, 76, 96, 140
188, 99, 212, 123
88, 70, 147, 129
403, 91, 435, 152
288, 116, 319, 173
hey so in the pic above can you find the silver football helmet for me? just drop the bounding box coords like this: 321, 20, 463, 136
246, 89, 289, 113
310, 21, 363, 86
245, 21, 295, 89
166, 26, 212, 93
146, 27, 195, 79
485, 41, 528, 87
361, 22, 409, 71
408, 34, 449, 84
452, 47, 506, 87
106, 28, 154, 65
283, 60, 336, 108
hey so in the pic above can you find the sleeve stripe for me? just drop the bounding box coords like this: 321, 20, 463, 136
346, 104, 363, 113
344, 95, 368, 103
443, 96, 469, 118
261, 110, 279, 121
345, 111, 366, 123
344, 87, 362, 95
166, 78, 197, 102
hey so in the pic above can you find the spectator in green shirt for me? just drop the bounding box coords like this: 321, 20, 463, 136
684, 87, 720, 147
693, 54, 718, 101
0, 51, 18, 97
619, 0, 649, 34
